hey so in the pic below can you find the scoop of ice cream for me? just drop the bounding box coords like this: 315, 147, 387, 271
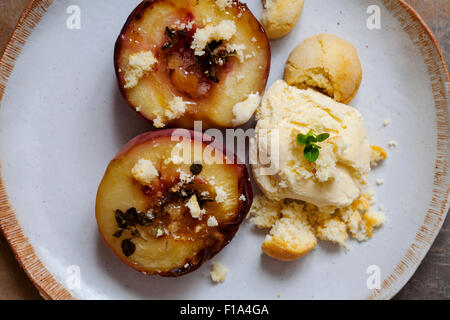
252, 80, 370, 208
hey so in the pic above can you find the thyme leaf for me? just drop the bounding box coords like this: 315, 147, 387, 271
190, 163, 203, 175
112, 229, 123, 238
121, 238, 136, 257
297, 130, 330, 163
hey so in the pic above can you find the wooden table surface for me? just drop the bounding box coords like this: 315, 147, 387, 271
0, 0, 449, 300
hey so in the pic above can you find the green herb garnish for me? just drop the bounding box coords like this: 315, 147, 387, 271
130, 228, 141, 237
112, 229, 123, 238
162, 27, 187, 51
197, 195, 214, 208
121, 238, 136, 257
162, 41, 174, 50
190, 163, 203, 175
199, 40, 236, 83
165, 26, 175, 38
173, 188, 194, 200
297, 130, 330, 163
115, 207, 154, 229
113, 207, 155, 249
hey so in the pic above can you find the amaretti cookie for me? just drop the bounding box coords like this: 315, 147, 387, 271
284, 34, 362, 104
261, 0, 304, 39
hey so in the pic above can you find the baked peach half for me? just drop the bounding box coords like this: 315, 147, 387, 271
114, 0, 270, 129
96, 129, 253, 276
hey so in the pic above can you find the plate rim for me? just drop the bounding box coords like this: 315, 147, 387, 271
0, 0, 448, 300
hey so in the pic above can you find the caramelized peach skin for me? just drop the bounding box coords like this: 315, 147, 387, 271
96, 129, 253, 276
114, 0, 271, 129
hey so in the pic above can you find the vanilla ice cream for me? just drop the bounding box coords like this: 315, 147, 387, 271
252, 80, 370, 208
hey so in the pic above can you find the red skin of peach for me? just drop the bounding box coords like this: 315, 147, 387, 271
113, 0, 271, 129
97, 129, 253, 276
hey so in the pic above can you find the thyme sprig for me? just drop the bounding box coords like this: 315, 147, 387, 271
297, 130, 330, 163
113, 207, 155, 257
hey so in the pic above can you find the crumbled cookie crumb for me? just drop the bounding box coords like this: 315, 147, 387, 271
210, 262, 227, 283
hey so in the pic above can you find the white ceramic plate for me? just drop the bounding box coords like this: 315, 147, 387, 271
0, 0, 448, 300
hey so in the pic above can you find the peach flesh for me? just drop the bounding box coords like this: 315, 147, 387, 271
96, 129, 253, 276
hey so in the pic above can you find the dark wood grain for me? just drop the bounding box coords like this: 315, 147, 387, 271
0, 0, 448, 300
403, 0, 450, 67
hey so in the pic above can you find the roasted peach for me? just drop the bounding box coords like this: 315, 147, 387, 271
96, 129, 253, 276
114, 0, 270, 129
